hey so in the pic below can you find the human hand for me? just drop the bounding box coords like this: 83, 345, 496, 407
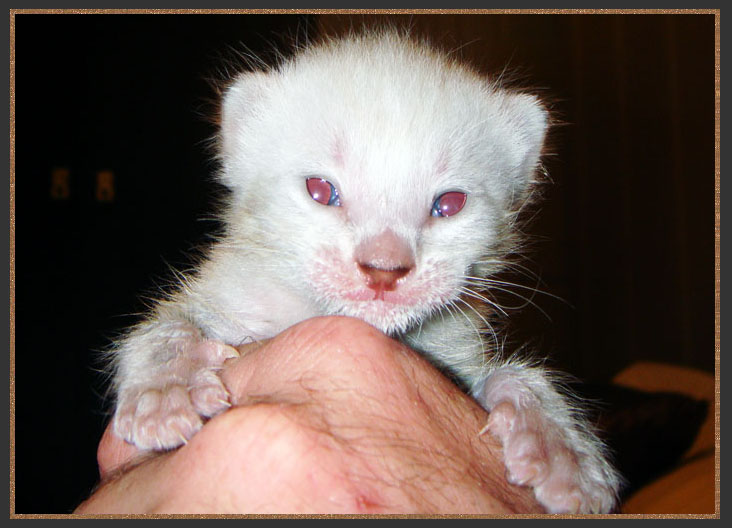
75, 316, 543, 514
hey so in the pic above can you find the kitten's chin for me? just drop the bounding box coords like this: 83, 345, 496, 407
335, 299, 431, 336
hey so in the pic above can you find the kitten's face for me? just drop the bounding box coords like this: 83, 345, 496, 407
218, 34, 547, 335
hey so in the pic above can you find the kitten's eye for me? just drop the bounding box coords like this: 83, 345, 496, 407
431, 191, 467, 217
306, 177, 341, 206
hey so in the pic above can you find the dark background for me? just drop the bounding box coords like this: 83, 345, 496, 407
13, 13, 716, 513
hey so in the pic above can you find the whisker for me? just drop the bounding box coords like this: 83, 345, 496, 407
465, 275, 567, 305
445, 299, 483, 349
479, 285, 551, 321
452, 296, 499, 354
474, 259, 542, 283
458, 286, 510, 318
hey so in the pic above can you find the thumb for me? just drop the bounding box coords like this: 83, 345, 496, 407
97, 422, 144, 479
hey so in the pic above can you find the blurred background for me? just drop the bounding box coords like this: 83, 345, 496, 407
13, 12, 716, 513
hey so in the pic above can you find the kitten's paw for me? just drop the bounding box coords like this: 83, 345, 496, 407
113, 385, 205, 451
113, 339, 238, 451
481, 401, 615, 514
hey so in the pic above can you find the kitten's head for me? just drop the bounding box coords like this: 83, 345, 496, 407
216, 32, 548, 335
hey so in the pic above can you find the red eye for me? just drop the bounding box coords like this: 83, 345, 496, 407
431, 191, 467, 217
306, 178, 341, 206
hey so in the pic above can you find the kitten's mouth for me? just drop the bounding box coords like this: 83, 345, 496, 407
342, 288, 415, 304
336, 291, 430, 335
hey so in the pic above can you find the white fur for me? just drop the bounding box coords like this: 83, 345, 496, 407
110, 31, 621, 513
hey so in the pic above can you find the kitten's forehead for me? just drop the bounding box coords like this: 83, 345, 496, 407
277, 44, 490, 191
288, 39, 501, 160
329, 130, 451, 200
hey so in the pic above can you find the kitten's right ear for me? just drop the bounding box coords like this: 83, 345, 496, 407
218, 71, 272, 183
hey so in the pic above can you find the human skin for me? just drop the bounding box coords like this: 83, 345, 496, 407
75, 316, 544, 514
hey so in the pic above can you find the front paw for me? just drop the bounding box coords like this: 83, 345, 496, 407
113, 340, 238, 451
481, 400, 616, 514
113, 384, 209, 451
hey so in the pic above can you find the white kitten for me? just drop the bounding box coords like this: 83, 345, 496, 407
109, 31, 621, 513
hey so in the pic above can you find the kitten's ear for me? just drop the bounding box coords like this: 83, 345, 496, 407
500, 92, 549, 194
218, 71, 272, 185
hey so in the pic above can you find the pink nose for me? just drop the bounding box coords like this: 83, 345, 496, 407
355, 230, 414, 295
358, 263, 412, 292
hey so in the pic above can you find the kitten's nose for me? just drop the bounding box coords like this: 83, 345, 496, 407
355, 230, 414, 294
357, 263, 412, 292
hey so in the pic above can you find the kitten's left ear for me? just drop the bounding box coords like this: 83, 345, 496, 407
500, 92, 549, 191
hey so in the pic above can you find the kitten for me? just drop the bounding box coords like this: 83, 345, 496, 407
109, 31, 621, 513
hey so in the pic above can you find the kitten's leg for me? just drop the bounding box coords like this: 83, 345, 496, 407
473, 364, 621, 514
111, 313, 239, 451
